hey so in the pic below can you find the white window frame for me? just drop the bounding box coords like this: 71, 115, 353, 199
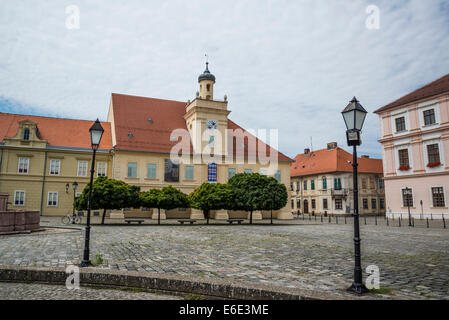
430, 186, 447, 209
97, 161, 107, 177
393, 141, 413, 175
390, 108, 410, 137
13, 190, 26, 206
77, 161, 89, 177
422, 137, 444, 173
49, 159, 61, 176
47, 192, 58, 207
400, 187, 415, 209
17, 157, 30, 174
127, 162, 138, 178
418, 100, 440, 130
146, 163, 157, 179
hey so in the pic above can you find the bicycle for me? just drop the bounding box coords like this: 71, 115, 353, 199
61, 212, 82, 225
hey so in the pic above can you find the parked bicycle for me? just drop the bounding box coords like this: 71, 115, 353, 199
61, 213, 82, 225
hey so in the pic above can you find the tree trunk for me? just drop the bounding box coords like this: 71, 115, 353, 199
270, 210, 273, 225
206, 210, 210, 225
101, 208, 106, 225
158, 208, 161, 225
250, 211, 253, 224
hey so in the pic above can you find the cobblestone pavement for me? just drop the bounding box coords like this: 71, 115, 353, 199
0, 282, 181, 300
1, 217, 448, 300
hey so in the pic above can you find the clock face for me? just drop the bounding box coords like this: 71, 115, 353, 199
206, 120, 218, 130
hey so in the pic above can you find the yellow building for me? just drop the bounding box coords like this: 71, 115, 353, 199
0, 116, 112, 216
290, 143, 385, 216
0, 64, 293, 220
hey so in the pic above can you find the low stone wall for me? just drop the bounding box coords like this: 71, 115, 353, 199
0, 266, 347, 300
0, 210, 40, 233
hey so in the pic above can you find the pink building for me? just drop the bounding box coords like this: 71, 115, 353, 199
374, 73, 449, 219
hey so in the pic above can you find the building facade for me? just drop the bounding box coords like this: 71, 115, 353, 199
0, 64, 293, 220
0, 115, 112, 216
290, 143, 385, 216
374, 73, 449, 218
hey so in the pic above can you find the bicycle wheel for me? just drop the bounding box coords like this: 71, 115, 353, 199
61, 216, 70, 224
75, 216, 82, 224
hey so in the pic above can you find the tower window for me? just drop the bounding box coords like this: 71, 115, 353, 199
207, 84, 211, 91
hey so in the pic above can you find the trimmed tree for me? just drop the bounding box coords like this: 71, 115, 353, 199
228, 173, 271, 224
140, 186, 189, 224
189, 183, 233, 224
74, 176, 140, 224
261, 177, 288, 224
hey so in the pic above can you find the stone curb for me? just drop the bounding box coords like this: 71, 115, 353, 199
0, 266, 353, 300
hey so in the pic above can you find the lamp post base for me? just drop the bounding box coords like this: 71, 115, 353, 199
347, 282, 369, 294
79, 260, 92, 268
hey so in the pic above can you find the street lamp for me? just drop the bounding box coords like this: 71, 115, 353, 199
72, 181, 78, 224
341, 97, 369, 294
404, 187, 412, 226
80, 119, 104, 267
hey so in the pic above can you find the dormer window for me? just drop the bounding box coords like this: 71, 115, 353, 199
23, 128, 30, 140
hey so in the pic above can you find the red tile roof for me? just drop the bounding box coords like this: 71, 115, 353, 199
110, 93, 292, 161
374, 73, 449, 114
0, 113, 112, 150
290, 147, 383, 177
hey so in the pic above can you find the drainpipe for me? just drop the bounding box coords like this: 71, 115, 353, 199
40, 151, 47, 216
0, 146, 4, 189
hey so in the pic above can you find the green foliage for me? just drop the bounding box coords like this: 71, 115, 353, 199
228, 173, 287, 224
140, 186, 190, 211
228, 173, 270, 212
261, 176, 288, 211
91, 253, 104, 266
189, 183, 233, 212
75, 176, 139, 211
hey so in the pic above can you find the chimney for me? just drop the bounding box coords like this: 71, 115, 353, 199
327, 142, 338, 150
304, 148, 310, 155
361, 155, 370, 158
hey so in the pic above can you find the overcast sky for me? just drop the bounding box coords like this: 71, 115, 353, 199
1, 0, 449, 159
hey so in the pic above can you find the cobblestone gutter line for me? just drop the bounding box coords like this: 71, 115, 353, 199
0, 266, 351, 300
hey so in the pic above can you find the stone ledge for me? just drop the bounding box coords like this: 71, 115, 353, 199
0, 266, 351, 300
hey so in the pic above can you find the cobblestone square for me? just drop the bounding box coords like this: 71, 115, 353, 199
1, 218, 448, 300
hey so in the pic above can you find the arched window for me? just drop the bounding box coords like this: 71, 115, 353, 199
23, 128, 30, 140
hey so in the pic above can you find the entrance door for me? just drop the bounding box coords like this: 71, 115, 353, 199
303, 200, 309, 214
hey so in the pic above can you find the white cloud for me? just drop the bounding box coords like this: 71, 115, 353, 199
1, 0, 448, 158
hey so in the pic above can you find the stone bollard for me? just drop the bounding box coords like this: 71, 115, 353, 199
387, 217, 389, 226
426, 218, 429, 228
443, 215, 446, 229
398, 217, 401, 227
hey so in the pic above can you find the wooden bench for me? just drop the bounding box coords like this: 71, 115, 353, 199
177, 219, 197, 225
125, 219, 144, 225
227, 219, 244, 225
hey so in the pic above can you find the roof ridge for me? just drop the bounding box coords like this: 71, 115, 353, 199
0, 111, 110, 124
375, 72, 449, 113
111, 93, 187, 104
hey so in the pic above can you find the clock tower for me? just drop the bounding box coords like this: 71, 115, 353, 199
185, 63, 230, 157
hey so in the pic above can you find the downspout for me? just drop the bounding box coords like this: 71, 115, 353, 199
40, 151, 47, 216
0, 146, 4, 189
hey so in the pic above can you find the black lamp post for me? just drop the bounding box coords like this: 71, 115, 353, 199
72, 181, 78, 224
341, 97, 369, 294
80, 119, 104, 267
404, 187, 412, 226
